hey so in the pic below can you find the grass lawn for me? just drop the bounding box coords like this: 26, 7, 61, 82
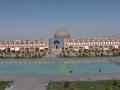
47, 80, 120, 90
0, 81, 13, 90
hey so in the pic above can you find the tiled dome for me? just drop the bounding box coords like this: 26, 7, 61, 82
54, 27, 70, 38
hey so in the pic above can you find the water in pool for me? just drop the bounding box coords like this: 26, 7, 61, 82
0, 57, 120, 73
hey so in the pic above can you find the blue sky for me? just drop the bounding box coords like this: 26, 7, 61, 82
0, 0, 120, 40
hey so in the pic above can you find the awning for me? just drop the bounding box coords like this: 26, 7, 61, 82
84, 46, 89, 49
44, 47, 48, 49
40, 47, 44, 50
15, 47, 20, 51
114, 45, 118, 49
73, 48, 79, 51
1, 47, 5, 50
103, 47, 108, 50
10, 48, 15, 51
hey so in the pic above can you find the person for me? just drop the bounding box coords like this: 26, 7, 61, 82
69, 70, 73, 73
99, 68, 101, 72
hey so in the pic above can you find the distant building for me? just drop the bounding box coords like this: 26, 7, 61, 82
64, 37, 120, 52
0, 39, 49, 53
0, 28, 120, 54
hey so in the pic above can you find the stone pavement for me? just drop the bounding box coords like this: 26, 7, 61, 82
0, 72, 120, 90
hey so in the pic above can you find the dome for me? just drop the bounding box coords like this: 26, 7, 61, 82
54, 27, 70, 38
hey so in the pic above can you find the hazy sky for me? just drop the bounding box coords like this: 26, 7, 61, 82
0, 0, 120, 40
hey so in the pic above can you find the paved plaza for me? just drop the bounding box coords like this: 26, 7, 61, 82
0, 72, 120, 90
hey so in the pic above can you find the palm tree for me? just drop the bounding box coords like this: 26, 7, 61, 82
77, 49, 83, 57
113, 48, 119, 56
67, 49, 70, 57
107, 46, 114, 56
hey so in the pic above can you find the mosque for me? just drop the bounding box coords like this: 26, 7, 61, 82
49, 27, 70, 51
0, 27, 120, 56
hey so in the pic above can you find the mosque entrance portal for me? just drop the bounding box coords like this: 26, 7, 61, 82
54, 40, 60, 49
56, 45, 58, 49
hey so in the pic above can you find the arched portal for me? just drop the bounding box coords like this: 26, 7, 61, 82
54, 40, 60, 49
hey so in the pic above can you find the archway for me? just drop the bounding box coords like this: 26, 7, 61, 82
54, 40, 60, 49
